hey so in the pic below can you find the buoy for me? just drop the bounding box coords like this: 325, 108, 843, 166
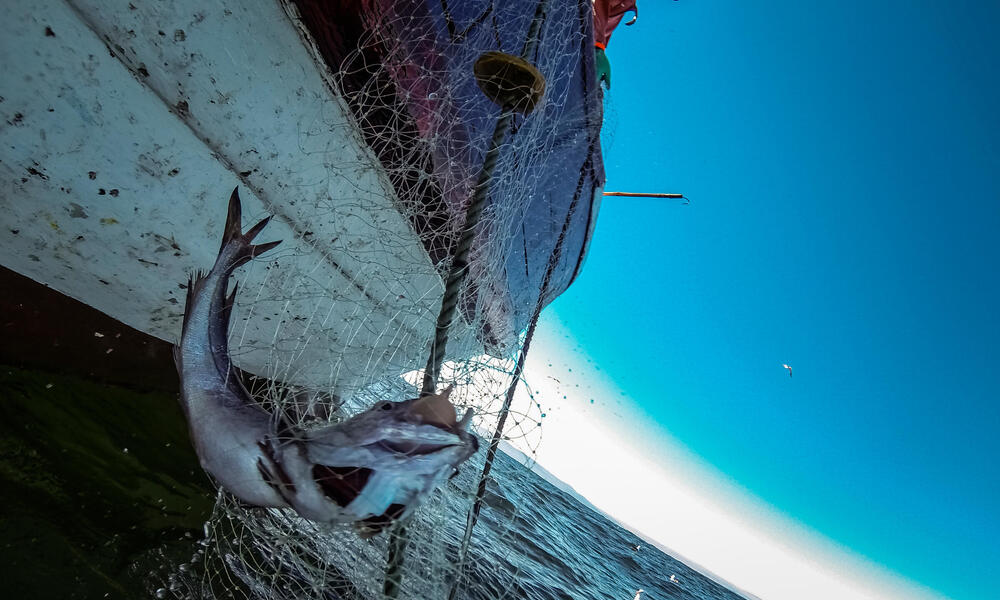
473, 52, 545, 114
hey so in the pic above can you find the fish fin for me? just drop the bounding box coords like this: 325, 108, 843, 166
274, 412, 298, 442
355, 503, 406, 538
221, 281, 238, 329
248, 239, 282, 261
410, 386, 458, 427
220, 187, 245, 254
257, 458, 290, 503
219, 187, 282, 271
257, 440, 297, 498
243, 214, 272, 242
457, 408, 474, 430
355, 524, 381, 539
179, 271, 204, 333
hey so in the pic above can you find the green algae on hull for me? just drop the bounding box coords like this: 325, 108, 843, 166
0, 366, 215, 599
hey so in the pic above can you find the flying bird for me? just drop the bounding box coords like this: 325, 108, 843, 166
782, 363, 793, 378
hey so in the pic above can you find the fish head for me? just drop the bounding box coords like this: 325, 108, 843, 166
298, 386, 480, 525
326, 386, 478, 459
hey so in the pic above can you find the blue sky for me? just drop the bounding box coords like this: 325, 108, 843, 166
539, 2, 999, 600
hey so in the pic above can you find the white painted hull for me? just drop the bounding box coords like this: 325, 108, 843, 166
0, 0, 476, 394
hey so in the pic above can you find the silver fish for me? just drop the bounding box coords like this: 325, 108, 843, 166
174, 188, 479, 534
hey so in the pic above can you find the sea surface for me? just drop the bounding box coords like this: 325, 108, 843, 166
0, 363, 751, 600
439, 449, 750, 600
0, 270, 749, 600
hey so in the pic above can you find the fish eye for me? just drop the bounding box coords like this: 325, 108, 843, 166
381, 402, 393, 411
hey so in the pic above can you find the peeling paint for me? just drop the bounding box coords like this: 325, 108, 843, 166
67, 202, 88, 218
0, 0, 456, 393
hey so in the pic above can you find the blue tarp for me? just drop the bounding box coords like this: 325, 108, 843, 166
293, 0, 605, 349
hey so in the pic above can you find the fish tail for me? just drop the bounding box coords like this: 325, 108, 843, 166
176, 188, 280, 367
220, 187, 282, 271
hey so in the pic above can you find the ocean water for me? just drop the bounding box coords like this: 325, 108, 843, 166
443, 450, 749, 600
0, 363, 749, 600
0, 271, 747, 600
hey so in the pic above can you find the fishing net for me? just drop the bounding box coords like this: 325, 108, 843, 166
156, 0, 604, 598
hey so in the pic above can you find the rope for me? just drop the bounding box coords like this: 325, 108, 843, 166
447, 300, 542, 600
447, 150, 596, 600
386, 3, 550, 596
419, 109, 515, 396
385, 106, 513, 600
420, 0, 549, 396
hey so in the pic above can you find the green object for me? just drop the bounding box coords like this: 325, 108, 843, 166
0, 366, 215, 599
595, 47, 611, 89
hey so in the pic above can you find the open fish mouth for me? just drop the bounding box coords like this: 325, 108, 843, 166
311, 465, 375, 507
376, 439, 460, 456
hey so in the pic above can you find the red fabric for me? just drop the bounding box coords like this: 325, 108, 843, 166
592, 0, 637, 48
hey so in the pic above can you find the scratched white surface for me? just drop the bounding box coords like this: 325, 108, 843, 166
0, 0, 481, 394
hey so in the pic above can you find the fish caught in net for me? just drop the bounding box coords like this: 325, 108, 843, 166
158, 0, 606, 598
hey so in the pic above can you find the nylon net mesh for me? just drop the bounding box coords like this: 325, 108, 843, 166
156, 0, 602, 598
